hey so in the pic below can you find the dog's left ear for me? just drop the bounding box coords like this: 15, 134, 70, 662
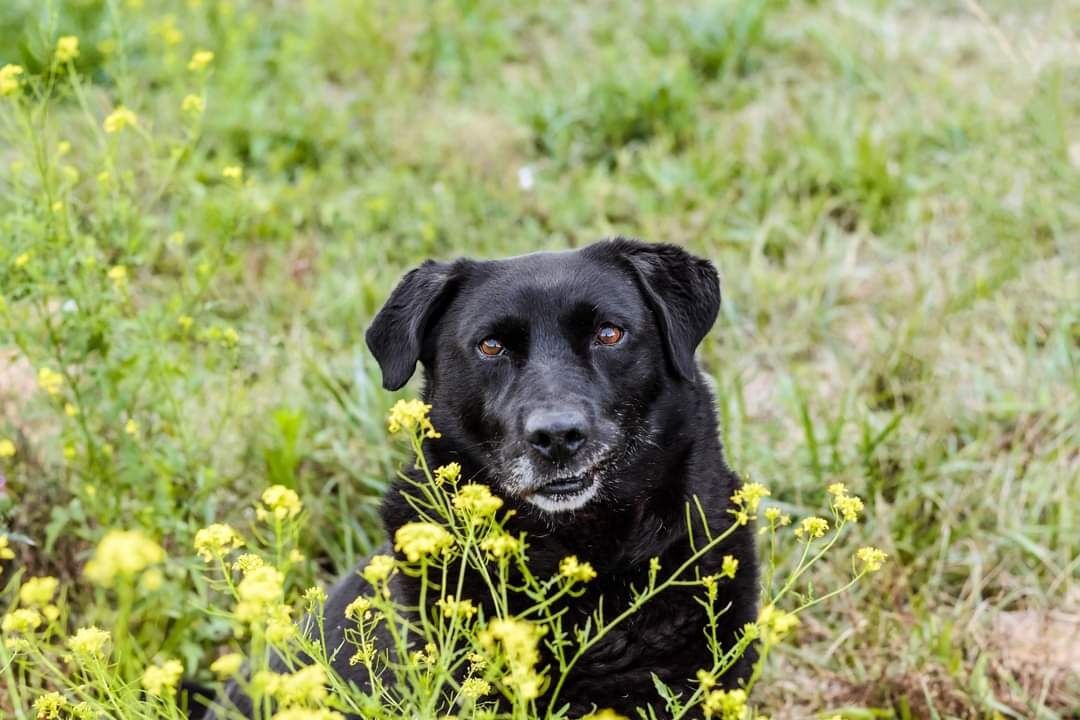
366, 260, 466, 391
600, 238, 721, 382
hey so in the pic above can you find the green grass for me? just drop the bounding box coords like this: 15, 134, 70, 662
1, 0, 1077, 717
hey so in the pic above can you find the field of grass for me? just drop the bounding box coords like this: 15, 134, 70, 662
1, 0, 1077, 718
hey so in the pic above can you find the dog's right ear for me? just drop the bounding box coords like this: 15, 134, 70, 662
366, 260, 464, 391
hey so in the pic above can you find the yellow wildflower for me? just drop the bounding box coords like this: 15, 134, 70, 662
479, 532, 520, 560
731, 481, 770, 513
460, 677, 491, 700
696, 669, 716, 689
434, 462, 461, 485
233, 553, 265, 574
757, 604, 799, 643
234, 566, 284, 622
583, 711, 629, 720
222, 165, 243, 181
19, 576, 59, 607
856, 546, 888, 573
436, 596, 477, 620
701, 688, 747, 720
181, 94, 205, 114
188, 50, 214, 72
141, 658, 184, 696
55, 36, 80, 63
344, 595, 372, 621
701, 574, 719, 600
14, 252, 30, 268
266, 604, 296, 644
794, 516, 829, 541
271, 711, 344, 720
125, 419, 139, 436
194, 523, 244, 561
65, 403, 79, 417
558, 555, 597, 583
0, 64, 24, 96
834, 494, 864, 522
763, 507, 791, 526
827, 482, 848, 497
33, 691, 68, 719
103, 106, 138, 134
83, 529, 166, 586
386, 398, 440, 438
67, 626, 111, 659
210, 652, 244, 679
2, 608, 42, 634
178, 315, 194, 331
108, 265, 127, 289
0, 535, 16, 560
478, 617, 545, 700
257, 485, 303, 521
303, 586, 327, 605
394, 521, 454, 562
57, 140, 71, 157
720, 554, 738, 580
275, 664, 328, 706
37, 367, 64, 396
362, 554, 395, 584
0, 439, 14, 458
452, 483, 503, 519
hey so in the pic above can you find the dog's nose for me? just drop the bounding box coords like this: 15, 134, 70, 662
526, 409, 588, 462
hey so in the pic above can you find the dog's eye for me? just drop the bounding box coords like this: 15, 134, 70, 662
596, 324, 624, 346
478, 337, 505, 357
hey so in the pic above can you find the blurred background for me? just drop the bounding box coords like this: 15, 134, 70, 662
0, 0, 1077, 716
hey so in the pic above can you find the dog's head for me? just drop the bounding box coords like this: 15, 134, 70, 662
366, 238, 720, 515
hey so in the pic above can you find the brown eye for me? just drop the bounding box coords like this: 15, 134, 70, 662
478, 338, 505, 357
596, 324, 624, 346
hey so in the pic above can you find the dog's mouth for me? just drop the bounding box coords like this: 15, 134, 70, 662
524, 473, 600, 513
532, 475, 594, 500
502, 446, 616, 513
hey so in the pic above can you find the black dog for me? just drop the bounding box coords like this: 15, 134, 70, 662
218, 238, 757, 717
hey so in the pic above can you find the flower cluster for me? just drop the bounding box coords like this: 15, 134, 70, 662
478, 617, 546, 700
559, 555, 597, 583
701, 687, 747, 720
55, 36, 80, 63
194, 523, 245, 561
434, 462, 461, 485
67, 626, 111, 660
828, 482, 865, 522
142, 658, 184, 696
386, 399, 440, 439
362, 554, 395, 584
233, 566, 285, 624
729, 481, 770, 525
436, 595, 477, 620
394, 521, 454, 562
452, 483, 503, 519
83, 529, 166, 586
103, 106, 138, 134
258, 485, 303, 521
0, 64, 23, 96
794, 516, 829, 541
856, 546, 888, 573
757, 604, 800, 644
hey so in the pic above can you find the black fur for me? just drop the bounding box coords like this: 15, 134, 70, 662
216, 238, 757, 718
